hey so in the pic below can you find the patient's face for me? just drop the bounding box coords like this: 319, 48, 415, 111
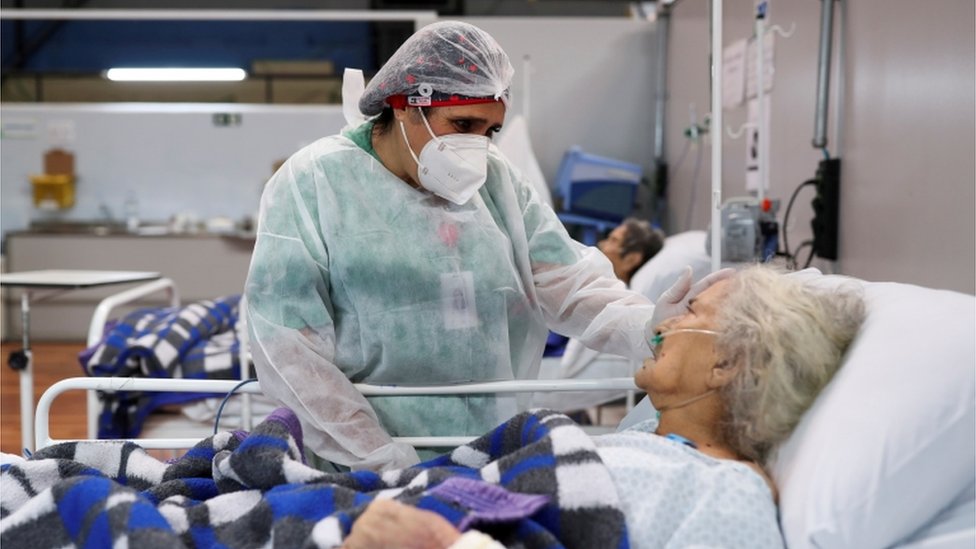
635, 280, 731, 405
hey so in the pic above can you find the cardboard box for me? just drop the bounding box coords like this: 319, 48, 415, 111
43, 149, 74, 175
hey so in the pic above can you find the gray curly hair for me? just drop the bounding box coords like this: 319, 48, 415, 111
714, 266, 866, 464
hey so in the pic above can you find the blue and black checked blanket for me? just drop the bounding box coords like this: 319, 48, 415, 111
0, 408, 628, 549
78, 295, 241, 439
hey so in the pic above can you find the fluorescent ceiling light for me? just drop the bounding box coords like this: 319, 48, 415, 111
105, 68, 246, 82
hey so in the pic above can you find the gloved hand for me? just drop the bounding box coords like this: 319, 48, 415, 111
649, 266, 735, 332
355, 440, 422, 473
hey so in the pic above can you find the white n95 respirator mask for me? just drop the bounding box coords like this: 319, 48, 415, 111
399, 108, 489, 205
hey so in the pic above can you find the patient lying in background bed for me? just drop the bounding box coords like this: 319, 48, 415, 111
1, 266, 864, 548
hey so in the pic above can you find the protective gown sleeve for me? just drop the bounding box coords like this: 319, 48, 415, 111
245, 158, 420, 472
513, 171, 656, 362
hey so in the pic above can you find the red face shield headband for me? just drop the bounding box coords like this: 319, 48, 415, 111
385, 94, 502, 110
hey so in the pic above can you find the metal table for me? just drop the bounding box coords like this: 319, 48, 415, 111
1, 269, 162, 453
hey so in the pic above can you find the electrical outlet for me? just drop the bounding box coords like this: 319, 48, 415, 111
212, 113, 242, 127
811, 158, 840, 260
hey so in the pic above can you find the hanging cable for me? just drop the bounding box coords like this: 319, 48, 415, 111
213, 378, 260, 435
670, 137, 692, 183
791, 240, 815, 270
654, 137, 691, 229
802, 243, 817, 269
781, 179, 817, 260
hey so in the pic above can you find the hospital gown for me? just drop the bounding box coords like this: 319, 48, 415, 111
245, 120, 655, 470
595, 419, 785, 549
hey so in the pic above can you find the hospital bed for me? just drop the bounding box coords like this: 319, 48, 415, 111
76, 281, 256, 443
26, 267, 976, 548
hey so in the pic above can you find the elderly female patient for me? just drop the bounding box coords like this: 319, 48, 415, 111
345, 266, 866, 549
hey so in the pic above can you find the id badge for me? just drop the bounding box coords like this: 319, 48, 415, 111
440, 271, 479, 330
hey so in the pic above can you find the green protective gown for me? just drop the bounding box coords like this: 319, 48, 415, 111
245, 120, 655, 471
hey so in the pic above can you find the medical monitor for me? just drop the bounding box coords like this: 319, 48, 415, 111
555, 147, 642, 223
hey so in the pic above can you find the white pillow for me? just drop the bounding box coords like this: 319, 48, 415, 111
770, 275, 976, 549
630, 230, 711, 302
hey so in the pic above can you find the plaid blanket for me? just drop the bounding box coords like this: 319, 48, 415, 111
1, 408, 628, 549
78, 295, 241, 439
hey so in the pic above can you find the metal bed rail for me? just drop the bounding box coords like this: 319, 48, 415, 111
36, 376, 639, 450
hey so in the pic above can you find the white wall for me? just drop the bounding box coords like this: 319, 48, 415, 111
464, 17, 659, 187
664, 0, 975, 293
0, 103, 345, 242
839, 0, 974, 292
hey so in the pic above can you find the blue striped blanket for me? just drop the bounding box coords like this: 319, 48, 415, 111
0, 408, 628, 549
78, 295, 241, 439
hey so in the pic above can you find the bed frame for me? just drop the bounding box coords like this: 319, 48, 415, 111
36, 376, 638, 450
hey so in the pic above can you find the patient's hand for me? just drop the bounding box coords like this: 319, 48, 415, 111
343, 499, 462, 549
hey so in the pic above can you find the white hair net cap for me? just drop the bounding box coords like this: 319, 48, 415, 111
359, 21, 514, 116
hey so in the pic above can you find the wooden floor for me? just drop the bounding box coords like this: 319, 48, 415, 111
1, 340, 88, 455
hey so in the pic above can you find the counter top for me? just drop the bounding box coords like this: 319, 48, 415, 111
9, 229, 256, 240
20, 219, 255, 240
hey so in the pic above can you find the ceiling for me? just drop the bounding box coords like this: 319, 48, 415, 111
0, 1, 652, 103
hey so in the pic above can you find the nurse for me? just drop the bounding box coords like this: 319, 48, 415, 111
245, 20, 725, 472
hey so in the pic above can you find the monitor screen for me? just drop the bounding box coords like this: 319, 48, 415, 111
566, 180, 637, 222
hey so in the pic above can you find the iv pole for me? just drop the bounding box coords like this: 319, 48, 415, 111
709, 0, 724, 272
755, 1, 767, 205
